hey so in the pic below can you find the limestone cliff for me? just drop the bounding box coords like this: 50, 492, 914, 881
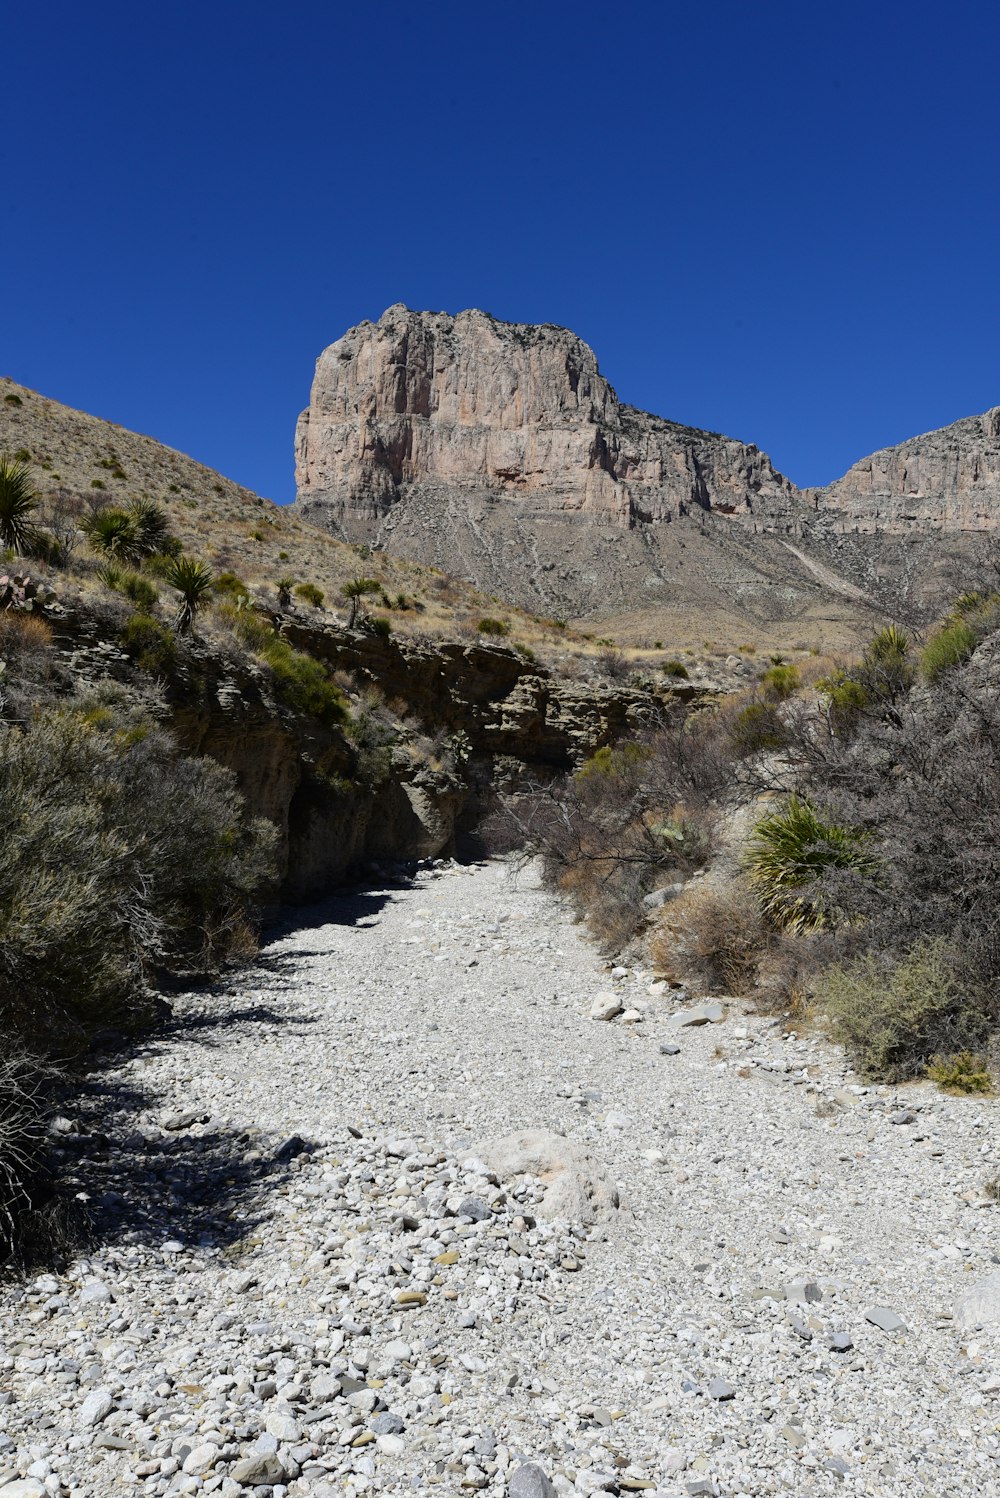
807, 407, 1000, 534
295, 305, 797, 535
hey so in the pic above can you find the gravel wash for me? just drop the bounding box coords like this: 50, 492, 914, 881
2, 858, 1000, 1498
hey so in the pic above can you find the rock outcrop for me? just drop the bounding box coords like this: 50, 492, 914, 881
807, 407, 1000, 534
295, 306, 1000, 625
295, 305, 797, 534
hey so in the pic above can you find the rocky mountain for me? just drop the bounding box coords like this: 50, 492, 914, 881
295, 306, 1000, 631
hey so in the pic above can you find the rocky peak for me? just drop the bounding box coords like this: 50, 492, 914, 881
294, 304, 797, 537
809, 406, 1000, 533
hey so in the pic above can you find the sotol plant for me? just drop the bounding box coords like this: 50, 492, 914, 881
0, 456, 38, 553
745, 794, 878, 931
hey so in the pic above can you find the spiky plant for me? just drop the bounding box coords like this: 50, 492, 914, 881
163, 556, 214, 635
341, 576, 381, 628
0, 456, 38, 554
126, 498, 170, 556
745, 794, 878, 932
84, 507, 141, 562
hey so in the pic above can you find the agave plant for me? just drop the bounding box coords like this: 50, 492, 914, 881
0, 456, 39, 553
126, 498, 170, 556
163, 555, 214, 635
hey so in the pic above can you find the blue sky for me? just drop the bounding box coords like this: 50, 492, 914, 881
4, 1, 999, 500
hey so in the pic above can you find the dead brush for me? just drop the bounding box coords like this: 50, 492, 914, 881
651, 879, 769, 995
0, 609, 55, 669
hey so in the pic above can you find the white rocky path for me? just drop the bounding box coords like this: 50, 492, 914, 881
3, 860, 1000, 1498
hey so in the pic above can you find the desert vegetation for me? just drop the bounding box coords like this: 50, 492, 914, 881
497, 600, 1000, 1091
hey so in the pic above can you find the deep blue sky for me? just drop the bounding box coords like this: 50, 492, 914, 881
5, 1, 999, 500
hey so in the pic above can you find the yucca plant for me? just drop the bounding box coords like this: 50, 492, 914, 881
126, 498, 170, 556
163, 555, 214, 635
84, 506, 141, 562
0, 456, 38, 554
745, 794, 878, 932
341, 576, 381, 628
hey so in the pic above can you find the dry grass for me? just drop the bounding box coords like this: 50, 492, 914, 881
651, 879, 768, 994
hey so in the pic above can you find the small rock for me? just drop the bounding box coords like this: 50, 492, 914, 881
659, 1042, 682, 1056
828, 1330, 854, 1352
890, 1109, 917, 1125
230, 1452, 287, 1485
590, 995, 623, 1022
667, 1001, 726, 1028
706, 1377, 734, 1400
865, 1306, 906, 1333
508, 1463, 556, 1498
80, 1389, 114, 1427
457, 1196, 492, 1222
620, 1008, 644, 1024
955, 1272, 1000, 1330
371, 1412, 405, 1435
182, 1443, 220, 1476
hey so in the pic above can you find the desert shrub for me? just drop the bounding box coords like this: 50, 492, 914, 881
98, 563, 158, 610
662, 659, 689, 679
492, 719, 729, 950
294, 581, 325, 608
0, 611, 54, 670
260, 637, 348, 726
221, 603, 275, 653
213, 570, 250, 602
921, 618, 978, 682
121, 613, 177, 675
926, 1050, 992, 1095
651, 880, 769, 994
477, 616, 510, 637
746, 795, 877, 932
761, 663, 800, 700
349, 689, 399, 788
368, 615, 392, 639
728, 700, 788, 754
815, 937, 990, 1081
0, 694, 277, 1051
0, 1050, 54, 1265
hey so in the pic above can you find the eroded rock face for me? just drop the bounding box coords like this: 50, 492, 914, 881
809, 407, 1000, 534
295, 305, 797, 536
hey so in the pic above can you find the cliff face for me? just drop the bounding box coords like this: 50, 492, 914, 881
294, 306, 1000, 625
294, 305, 798, 535
808, 407, 1000, 534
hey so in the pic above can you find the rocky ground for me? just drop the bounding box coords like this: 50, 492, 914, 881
2, 860, 1000, 1498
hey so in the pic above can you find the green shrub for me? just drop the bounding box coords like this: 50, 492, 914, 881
121, 613, 177, 675
369, 615, 392, 639
294, 581, 325, 608
213, 571, 250, 602
921, 618, 978, 682
926, 1050, 992, 1095
662, 659, 689, 679
260, 637, 348, 726
745, 795, 877, 931
220, 603, 274, 653
477, 617, 510, 637
0, 695, 276, 1051
762, 663, 800, 699
98, 563, 158, 610
162, 555, 214, 634
816, 937, 987, 1081
728, 701, 788, 754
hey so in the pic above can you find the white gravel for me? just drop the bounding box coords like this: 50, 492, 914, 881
2, 857, 1000, 1498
